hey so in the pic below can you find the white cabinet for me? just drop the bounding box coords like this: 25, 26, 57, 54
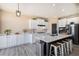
44, 22, 48, 29
0, 34, 33, 49
29, 20, 38, 29
58, 18, 67, 27
37, 19, 44, 25
0, 36, 7, 48
58, 17, 79, 27
0, 35, 17, 48
29, 19, 48, 30
6, 35, 16, 47
16, 35, 24, 45
24, 33, 32, 43
66, 17, 79, 24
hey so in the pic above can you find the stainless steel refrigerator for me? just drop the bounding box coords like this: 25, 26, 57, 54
66, 23, 79, 44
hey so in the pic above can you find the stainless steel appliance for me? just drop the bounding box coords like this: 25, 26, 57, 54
66, 22, 79, 44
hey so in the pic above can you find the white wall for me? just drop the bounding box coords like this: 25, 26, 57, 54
1, 11, 31, 34
47, 17, 58, 34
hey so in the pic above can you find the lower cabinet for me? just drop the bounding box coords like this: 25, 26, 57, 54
6, 35, 16, 47
16, 35, 24, 45
0, 36, 8, 48
0, 34, 33, 49
24, 33, 32, 44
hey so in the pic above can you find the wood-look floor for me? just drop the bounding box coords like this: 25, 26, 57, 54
0, 43, 79, 56
0, 43, 41, 56
70, 44, 79, 56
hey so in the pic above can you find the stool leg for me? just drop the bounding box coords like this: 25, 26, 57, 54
64, 43, 67, 56
61, 44, 64, 56
69, 40, 72, 53
62, 44, 65, 56
57, 43, 63, 56
59, 46, 62, 56
49, 45, 53, 56
66, 42, 69, 55
54, 46, 57, 56
65, 42, 69, 56
49, 46, 51, 56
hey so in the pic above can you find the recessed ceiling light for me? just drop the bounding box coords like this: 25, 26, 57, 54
52, 3, 56, 7
62, 9, 65, 12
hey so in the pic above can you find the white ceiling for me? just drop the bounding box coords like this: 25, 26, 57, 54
0, 3, 78, 18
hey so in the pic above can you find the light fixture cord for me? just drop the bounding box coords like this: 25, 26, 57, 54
18, 3, 19, 10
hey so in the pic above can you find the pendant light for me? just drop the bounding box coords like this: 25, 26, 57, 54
16, 3, 21, 17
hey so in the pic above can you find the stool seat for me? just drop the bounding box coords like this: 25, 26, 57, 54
51, 43, 61, 47
57, 42, 66, 56
50, 43, 61, 56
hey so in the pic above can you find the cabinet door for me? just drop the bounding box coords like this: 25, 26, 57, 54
67, 17, 79, 24
58, 19, 67, 27
37, 19, 44, 25
44, 22, 48, 29
6, 35, 16, 47
29, 20, 38, 29
16, 35, 24, 45
24, 33, 32, 44
0, 36, 7, 49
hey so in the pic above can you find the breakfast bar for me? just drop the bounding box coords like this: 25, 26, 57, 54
39, 34, 72, 56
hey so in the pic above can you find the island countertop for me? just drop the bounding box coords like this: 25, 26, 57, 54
33, 33, 72, 43
40, 34, 72, 43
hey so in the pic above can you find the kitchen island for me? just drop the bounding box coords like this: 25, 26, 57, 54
33, 33, 72, 56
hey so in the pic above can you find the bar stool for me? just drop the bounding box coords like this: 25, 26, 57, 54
62, 39, 70, 56
68, 39, 72, 54
49, 43, 61, 56
56, 41, 66, 56
63, 39, 72, 55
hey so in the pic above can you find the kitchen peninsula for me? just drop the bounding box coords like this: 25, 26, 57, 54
33, 33, 72, 56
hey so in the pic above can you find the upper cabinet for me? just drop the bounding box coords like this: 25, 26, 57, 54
58, 17, 79, 27
29, 19, 37, 29
29, 18, 48, 29
58, 18, 67, 27
66, 17, 79, 24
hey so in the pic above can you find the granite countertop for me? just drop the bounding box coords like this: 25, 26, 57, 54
41, 34, 72, 43
33, 33, 72, 43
